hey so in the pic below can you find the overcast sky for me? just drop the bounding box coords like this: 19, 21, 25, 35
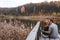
0, 0, 59, 8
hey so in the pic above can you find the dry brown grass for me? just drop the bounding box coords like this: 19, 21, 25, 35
0, 22, 31, 40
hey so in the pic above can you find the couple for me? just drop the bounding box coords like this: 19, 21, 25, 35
42, 19, 58, 39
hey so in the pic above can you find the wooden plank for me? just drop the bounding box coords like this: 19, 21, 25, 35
39, 38, 60, 40
39, 34, 60, 40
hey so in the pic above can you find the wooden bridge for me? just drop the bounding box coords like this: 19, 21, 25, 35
26, 21, 60, 40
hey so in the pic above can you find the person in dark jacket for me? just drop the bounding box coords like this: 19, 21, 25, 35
42, 20, 50, 37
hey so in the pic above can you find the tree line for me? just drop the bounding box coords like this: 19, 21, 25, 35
0, 1, 60, 16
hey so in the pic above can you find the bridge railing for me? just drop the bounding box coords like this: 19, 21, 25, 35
26, 21, 40, 40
